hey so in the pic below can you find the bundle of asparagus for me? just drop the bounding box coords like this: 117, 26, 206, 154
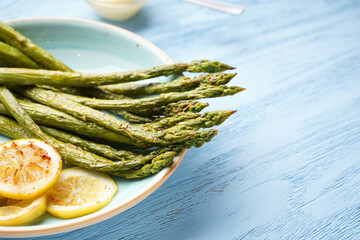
0, 21, 245, 178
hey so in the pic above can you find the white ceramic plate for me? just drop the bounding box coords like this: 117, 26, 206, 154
0, 18, 186, 238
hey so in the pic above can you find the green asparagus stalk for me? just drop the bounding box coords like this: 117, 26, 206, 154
0, 21, 72, 71
40, 125, 195, 171
111, 128, 218, 178
110, 111, 154, 123
35, 84, 63, 93
52, 86, 88, 96
13, 86, 202, 147
0, 86, 55, 143
162, 100, 209, 116
0, 41, 42, 69
40, 125, 195, 174
0, 99, 140, 146
152, 129, 218, 152
85, 86, 207, 120
142, 112, 200, 130
60, 146, 177, 172
35, 85, 87, 96
166, 110, 236, 131
111, 152, 176, 178
0, 114, 30, 139
50, 84, 245, 111
101, 73, 237, 96
133, 100, 209, 117
199, 73, 237, 85
39, 125, 137, 161
0, 60, 233, 87
56, 127, 219, 173
89, 74, 234, 122
82, 87, 154, 123
100, 76, 199, 96
82, 87, 128, 100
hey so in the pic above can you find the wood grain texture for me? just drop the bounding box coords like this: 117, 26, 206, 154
1, 0, 360, 239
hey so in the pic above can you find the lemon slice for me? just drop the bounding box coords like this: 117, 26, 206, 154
0, 139, 62, 200
47, 167, 117, 219
0, 194, 47, 226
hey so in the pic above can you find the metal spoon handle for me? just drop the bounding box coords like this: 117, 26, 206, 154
183, 0, 244, 15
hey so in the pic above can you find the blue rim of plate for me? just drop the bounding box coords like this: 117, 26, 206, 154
0, 17, 186, 238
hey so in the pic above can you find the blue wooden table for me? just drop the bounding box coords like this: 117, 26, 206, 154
1, 0, 360, 239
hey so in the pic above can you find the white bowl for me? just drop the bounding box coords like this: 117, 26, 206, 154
86, 0, 147, 21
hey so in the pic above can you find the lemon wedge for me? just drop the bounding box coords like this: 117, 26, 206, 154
0, 194, 47, 226
47, 167, 117, 219
0, 139, 62, 200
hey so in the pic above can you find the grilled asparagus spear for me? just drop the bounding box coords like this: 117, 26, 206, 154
82, 87, 154, 123
0, 99, 139, 146
142, 112, 200, 130
166, 110, 236, 131
21, 84, 244, 111
0, 60, 234, 87
101, 72, 236, 96
0, 41, 42, 69
111, 129, 218, 178
0, 114, 30, 139
133, 100, 209, 117
39, 126, 137, 161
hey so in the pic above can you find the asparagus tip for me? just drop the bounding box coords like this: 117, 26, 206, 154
200, 72, 237, 86
201, 110, 236, 127
234, 87, 246, 93
188, 60, 236, 73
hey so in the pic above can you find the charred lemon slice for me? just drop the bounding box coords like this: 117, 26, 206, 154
0, 139, 62, 200
47, 167, 117, 219
0, 194, 47, 226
